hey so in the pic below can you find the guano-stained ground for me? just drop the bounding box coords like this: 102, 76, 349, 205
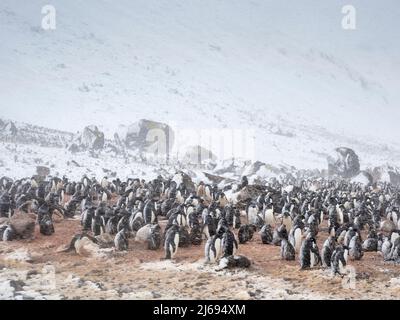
0, 216, 400, 300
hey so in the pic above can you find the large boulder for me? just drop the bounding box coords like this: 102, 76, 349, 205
68, 125, 105, 152
351, 171, 373, 186
0, 120, 18, 137
182, 145, 217, 165
124, 119, 174, 155
327, 147, 360, 178
369, 166, 400, 186
81, 125, 105, 150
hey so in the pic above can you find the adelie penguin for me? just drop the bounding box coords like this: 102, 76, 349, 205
299, 234, 321, 269
205, 234, 222, 263
260, 224, 273, 244
238, 224, 256, 244
164, 224, 180, 259
0, 224, 15, 241
114, 228, 129, 251
272, 224, 287, 246
147, 223, 161, 250
330, 245, 349, 276
321, 236, 336, 267
362, 229, 378, 252
221, 229, 238, 257
348, 233, 363, 260
37, 203, 55, 236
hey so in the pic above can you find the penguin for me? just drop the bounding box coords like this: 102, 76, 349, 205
129, 210, 145, 232
221, 229, 238, 257
202, 210, 216, 240
1, 225, 15, 241
389, 237, 400, 263
164, 224, 180, 259
272, 224, 287, 246
91, 210, 105, 236
37, 203, 55, 236
260, 224, 273, 244
280, 211, 293, 232
189, 222, 202, 245
147, 223, 161, 250
321, 236, 336, 268
299, 235, 321, 269
263, 205, 276, 227
178, 226, 190, 248
105, 215, 119, 235
362, 229, 378, 252
216, 217, 229, 237
280, 238, 296, 261
381, 236, 393, 261
205, 234, 222, 263
343, 227, 357, 247
114, 228, 129, 251
288, 225, 303, 253
143, 200, 157, 224
238, 225, 250, 244
247, 203, 259, 225
218, 255, 251, 269
348, 233, 364, 260
331, 245, 349, 276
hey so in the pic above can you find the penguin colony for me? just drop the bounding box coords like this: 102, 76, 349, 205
1, 174, 400, 274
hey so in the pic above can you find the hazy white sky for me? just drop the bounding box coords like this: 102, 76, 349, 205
0, 0, 399, 140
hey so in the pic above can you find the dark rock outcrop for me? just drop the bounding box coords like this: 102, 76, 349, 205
327, 147, 360, 178
124, 119, 174, 155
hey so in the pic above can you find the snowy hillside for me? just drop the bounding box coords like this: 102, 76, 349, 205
0, 0, 399, 170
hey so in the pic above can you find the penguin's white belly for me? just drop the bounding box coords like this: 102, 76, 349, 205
265, 209, 275, 226
283, 217, 292, 231
294, 228, 302, 253
310, 251, 316, 268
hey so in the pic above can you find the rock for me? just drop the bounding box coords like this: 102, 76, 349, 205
74, 237, 101, 257
4, 249, 33, 262
370, 166, 400, 186
0, 120, 18, 137
172, 171, 196, 193
182, 145, 217, 165
380, 220, 396, 233
36, 166, 50, 178
95, 233, 115, 248
351, 171, 373, 186
327, 147, 360, 178
124, 119, 174, 155
9, 213, 36, 239
135, 224, 152, 243
68, 125, 105, 152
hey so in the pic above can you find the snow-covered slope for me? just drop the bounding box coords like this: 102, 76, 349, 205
0, 0, 399, 170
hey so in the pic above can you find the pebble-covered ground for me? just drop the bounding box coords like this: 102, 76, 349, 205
1, 215, 400, 300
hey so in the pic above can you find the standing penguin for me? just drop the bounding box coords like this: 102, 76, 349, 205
280, 237, 296, 261
205, 234, 222, 263
321, 236, 336, 268
288, 224, 303, 253
362, 229, 378, 252
331, 245, 349, 276
348, 233, 364, 260
38, 203, 55, 236
260, 224, 273, 244
147, 223, 161, 250
272, 224, 287, 246
114, 228, 129, 251
299, 235, 321, 269
164, 224, 180, 259
221, 230, 238, 257
381, 236, 392, 261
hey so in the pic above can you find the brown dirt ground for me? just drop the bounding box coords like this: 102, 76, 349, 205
1, 210, 400, 300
